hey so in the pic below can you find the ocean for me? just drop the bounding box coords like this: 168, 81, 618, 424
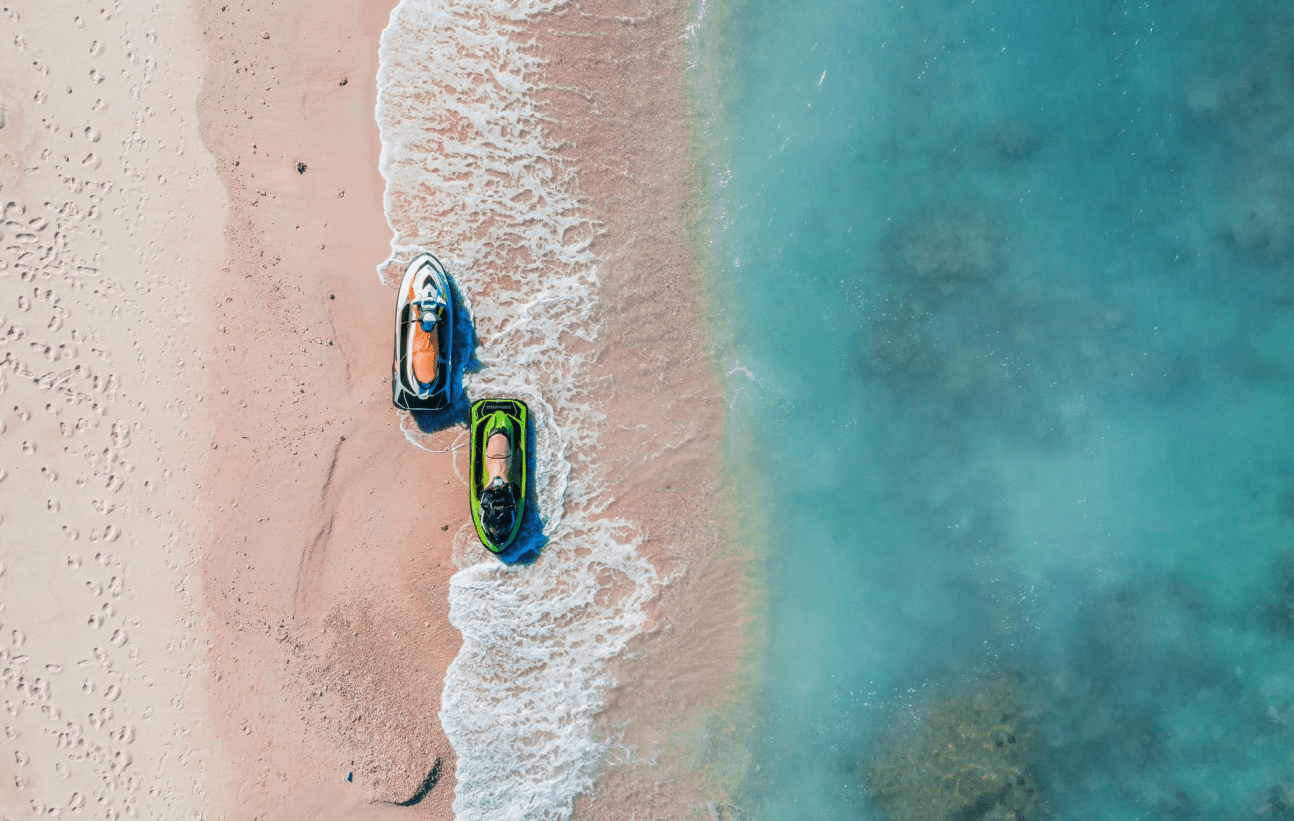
376, 0, 1294, 818
691, 0, 1294, 819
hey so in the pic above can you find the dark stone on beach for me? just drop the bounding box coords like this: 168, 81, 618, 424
297, 161, 307, 174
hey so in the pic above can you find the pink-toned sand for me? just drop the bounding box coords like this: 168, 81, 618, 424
193, 0, 460, 816
529, 6, 752, 815
0, 0, 748, 818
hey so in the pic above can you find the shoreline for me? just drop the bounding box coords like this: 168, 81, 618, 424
525, 2, 754, 815
192, 0, 752, 815
375, 0, 752, 815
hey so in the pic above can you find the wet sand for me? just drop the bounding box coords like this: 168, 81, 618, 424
528, 2, 753, 816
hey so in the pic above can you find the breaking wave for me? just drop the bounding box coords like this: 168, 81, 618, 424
376, 2, 661, 819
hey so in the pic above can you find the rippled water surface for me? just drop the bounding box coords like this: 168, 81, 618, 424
692, 1, 1294, 817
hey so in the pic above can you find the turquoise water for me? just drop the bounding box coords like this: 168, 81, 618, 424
693, 0, 1294, 818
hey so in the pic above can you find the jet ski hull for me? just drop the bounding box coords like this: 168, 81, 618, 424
469, 398, 529, 554
392, 253, 455, 411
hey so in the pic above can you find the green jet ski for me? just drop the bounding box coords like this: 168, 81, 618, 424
469, 398, 529, 554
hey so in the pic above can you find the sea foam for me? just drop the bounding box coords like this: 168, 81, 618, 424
377, 2, 661, 819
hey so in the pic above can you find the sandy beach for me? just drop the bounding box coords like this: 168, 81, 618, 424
1, 0, 746, 818
1, 0, 228, 816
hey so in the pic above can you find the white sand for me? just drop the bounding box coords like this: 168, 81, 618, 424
0, 0, 227, 816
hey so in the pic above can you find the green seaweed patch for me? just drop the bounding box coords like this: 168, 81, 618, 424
866, 676, 1044, 821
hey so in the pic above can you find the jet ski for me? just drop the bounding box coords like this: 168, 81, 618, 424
469, 398, 528, 554
392, 253, 455, 411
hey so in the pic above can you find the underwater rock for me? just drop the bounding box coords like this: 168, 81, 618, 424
866, 676, 1043, 821
1219, 164, 1294, 257
1280, 489, 1294, 520
989, 120, 1042, 162
854, 313, 939, 383
937, 344, 1011, 404
883, 205, 1002, 298
1264, 551, 1294, 639
1254, 783, 1294, 819
1182, 4, 1294, 150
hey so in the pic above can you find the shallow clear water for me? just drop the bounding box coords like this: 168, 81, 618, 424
692, 0, 1294, 818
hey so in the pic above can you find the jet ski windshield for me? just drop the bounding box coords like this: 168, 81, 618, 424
480, 483, 518, 543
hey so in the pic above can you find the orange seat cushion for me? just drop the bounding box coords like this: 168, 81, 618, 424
412, 321, 438, 385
